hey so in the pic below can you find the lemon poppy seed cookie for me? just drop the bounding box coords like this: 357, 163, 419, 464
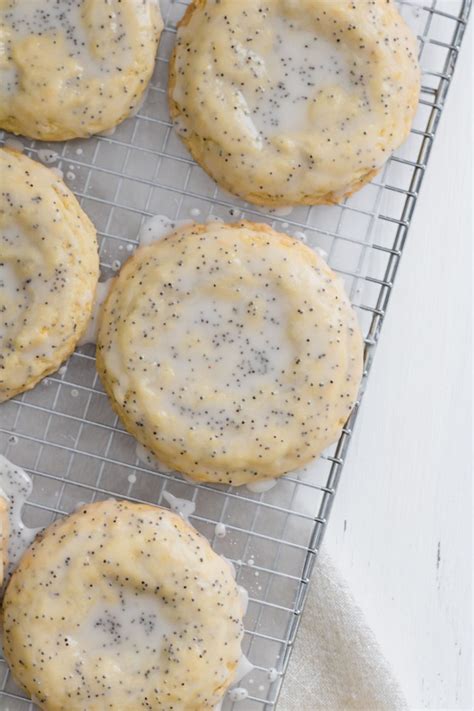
2, 499, 244, 710
97, 221, 363, 485
0, 149, 99, 402
169, 0, 420, 206
0, 0, 163, 141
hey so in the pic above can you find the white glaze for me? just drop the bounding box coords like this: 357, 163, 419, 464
137, 215, 194, 246
269, 206, 293, 217
0, 0, 137, 96
228, 687, 249, 702
161, 491, 195, 521
268, 667, 279, 682
136, 282, 296, 425
315, 246, 329, 260
222, 557, 237, 579
0, 455, 40, 574
3, 137, 24, 152
237, 585, 249, 615
78, 278, 114, 346
129, 85, 150, 118
246, 478, 278, 493
248, 16, 353, 137
37, 149, 58, 164
234, 655, 254, 683
293, 230, 308, 244
98, 126, 117, 137
71, 588, 174, 660
215, 522, 227, 538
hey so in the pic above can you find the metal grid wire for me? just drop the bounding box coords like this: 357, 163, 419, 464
0, 1, 470, 708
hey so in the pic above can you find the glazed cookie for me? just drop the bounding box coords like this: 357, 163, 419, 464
0, 0, 163, 140
0, 149, 99, 402
2, 499, 244, 711
97, 221, 363, 485
169, 0, 420, 206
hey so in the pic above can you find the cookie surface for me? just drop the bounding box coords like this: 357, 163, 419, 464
169, 0, 420, 206
0, 0, 162, 140
97, 221, 363, 485
0, 148, 99, 402
2, 499, 244, 710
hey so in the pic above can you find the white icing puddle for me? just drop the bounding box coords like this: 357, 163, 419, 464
161, 491, 195, 521
0, 455, 41, 579
246, 478, 277, 493
138, 215, 194, 246
78, 278, 114, 346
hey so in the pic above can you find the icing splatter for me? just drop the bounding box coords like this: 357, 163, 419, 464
161, 491, 195, 521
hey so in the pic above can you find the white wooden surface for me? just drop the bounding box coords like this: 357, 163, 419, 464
303, 21, 472, 711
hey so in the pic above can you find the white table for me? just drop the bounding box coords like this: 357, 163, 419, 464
310, 21, 472, 711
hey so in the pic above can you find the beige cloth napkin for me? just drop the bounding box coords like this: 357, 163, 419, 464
279, 551, 407, 711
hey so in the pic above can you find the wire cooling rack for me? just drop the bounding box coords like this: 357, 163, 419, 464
0, 1, 470, 709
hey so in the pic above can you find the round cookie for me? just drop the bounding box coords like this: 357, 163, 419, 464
0, 0, 163, 141
97, 221, 363, 485
0, 148, 99, 402
169, 0, 420, 206
2, 499, 244, 711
